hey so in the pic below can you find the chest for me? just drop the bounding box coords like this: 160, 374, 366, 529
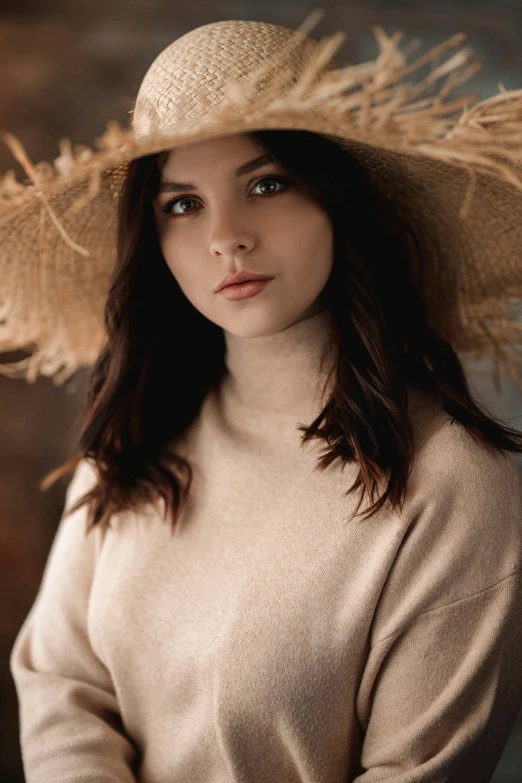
88, 420, 402, 736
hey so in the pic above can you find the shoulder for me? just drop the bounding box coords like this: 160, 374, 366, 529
406, 386, 521, 504
371, 391, 522, 642
411, 413, 522, 572
64, 457, 99, 510
58, 457, 106, 551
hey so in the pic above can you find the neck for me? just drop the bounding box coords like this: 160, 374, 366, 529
218, 309, 337, 435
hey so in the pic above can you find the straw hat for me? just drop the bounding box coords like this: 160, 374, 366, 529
1, 12, 522, 389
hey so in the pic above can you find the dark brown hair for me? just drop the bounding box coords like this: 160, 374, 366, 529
41, 129, 522, 533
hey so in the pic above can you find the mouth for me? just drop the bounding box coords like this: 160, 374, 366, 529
216, 272, 273, 292
217, 277, 273, 301
221, 277, 271, 289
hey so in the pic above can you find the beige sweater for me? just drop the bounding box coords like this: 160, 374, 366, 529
10, 309, 522, 783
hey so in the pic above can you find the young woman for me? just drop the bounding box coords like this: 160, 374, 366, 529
6, 17, 522, 783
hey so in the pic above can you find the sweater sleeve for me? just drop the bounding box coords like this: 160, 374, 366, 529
354, 424, 522, 783
10, 459, 140, 783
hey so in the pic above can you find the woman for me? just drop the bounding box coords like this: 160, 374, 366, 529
6, 17, 522, 783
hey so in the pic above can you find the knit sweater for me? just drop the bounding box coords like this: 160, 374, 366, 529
10, 309, 522, 783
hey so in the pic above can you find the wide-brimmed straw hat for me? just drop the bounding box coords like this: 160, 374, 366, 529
1, 11, 522, 389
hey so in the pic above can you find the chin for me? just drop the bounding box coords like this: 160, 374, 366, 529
218, 311, 284, 339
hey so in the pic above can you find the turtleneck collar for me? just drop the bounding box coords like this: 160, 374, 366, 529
217, 308, 337, 433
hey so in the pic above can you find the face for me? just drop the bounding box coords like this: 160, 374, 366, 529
153, 133, 334, 338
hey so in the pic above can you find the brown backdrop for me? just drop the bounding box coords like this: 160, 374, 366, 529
1, 2, 521, 781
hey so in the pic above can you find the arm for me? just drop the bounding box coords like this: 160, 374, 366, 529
355, 572, 522, 782
354, 425, 522, 782
10, 459, 140, 783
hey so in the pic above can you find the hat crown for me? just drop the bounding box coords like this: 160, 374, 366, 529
132, 20, 321, 138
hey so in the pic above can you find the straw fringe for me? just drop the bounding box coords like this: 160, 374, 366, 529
3, 24, 522, 214
1, 132, 90, 257
1, 16, 522, 388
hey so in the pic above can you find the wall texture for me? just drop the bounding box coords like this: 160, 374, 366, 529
1, 2, 521, 781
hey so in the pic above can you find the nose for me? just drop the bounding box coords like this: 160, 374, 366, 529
208, 207, 256, 258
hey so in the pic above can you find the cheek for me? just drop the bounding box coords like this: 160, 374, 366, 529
155, 242, 194, 306
160, 242, 206, 310
282, 205, 333, 278
158, 230, 195, 284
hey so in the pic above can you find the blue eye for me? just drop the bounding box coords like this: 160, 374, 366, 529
160, 175, 291, 217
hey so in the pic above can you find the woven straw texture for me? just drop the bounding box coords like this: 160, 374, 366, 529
1, 14, 522, 388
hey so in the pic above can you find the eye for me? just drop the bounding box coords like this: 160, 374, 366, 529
250, 176, 289, 196
166, 196, 199, 216
160, 175, 290, 217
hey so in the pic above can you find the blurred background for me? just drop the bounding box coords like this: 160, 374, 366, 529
1, 1, 521, 781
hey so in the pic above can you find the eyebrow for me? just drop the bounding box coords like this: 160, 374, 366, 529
157, 153, 276, 194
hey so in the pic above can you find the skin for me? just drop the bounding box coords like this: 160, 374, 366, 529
153, 133, 334, 338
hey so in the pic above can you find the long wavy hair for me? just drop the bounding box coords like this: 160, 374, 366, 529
41, 129, 522, 533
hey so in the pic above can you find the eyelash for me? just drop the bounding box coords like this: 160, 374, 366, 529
160, 175, 292, 217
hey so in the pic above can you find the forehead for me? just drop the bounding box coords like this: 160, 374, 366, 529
161, 133, 267, 175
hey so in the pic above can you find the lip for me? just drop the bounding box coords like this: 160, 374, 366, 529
216, 270, 273, 292
218, 278, 272, 301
